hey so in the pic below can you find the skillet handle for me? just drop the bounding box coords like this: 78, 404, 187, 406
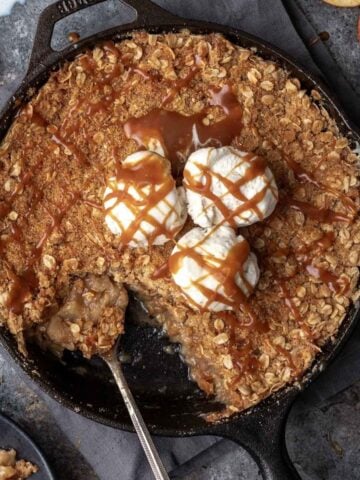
27, 0, 184, 76
213, 393, 301, 480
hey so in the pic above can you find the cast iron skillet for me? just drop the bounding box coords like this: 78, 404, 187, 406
0, 0, 359, 478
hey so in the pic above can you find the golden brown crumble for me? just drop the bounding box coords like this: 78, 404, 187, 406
0, 449, 38, 480
0, 30, 359, 417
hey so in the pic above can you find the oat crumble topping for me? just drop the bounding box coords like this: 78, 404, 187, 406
0, 31, 359, 418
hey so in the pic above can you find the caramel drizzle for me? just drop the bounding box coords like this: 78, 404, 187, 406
0, 187, 43, 254
2, 67, 111, 310
169, 235, 251, 311
277, 281, 313, 339
70, 42, 169, 124
295, 232, 349, 294
168, 153, 275, 327
80, 41, 198, 105
58, 45, 124, 135
6, 268, 39, 315
51, 130, 88, 165
0, 160, 43, 254
162, 66, 200, 106
0, 170, 34, 219
217, 311, 261, 383
3, 105, 99, 314
121, 76, 352, 333
220, 313, 297, 382
129, 67, 161, 82
6, 192, 80, 314
284, 155, 358, 216
270, 232, 349, 294
305, 264, 347, 293
18, 104, 88, 167
124, 84, 243, 170
184, 152, 277, 228
104, 153, 182, 245
283, 196, 352, 223
272, 155, 356, 324
82, 198, 104, 210
2, 39, 356, 342
168, 231, 268, 333
151, 261, 170, 280
256, 231, 348, 343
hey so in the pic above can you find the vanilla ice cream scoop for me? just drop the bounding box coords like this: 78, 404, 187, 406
169, 225, 260, 312
184, 146, 278, 228
104, 151, 187, 247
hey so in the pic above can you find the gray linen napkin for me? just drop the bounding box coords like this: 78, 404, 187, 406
1, 1, 360, 479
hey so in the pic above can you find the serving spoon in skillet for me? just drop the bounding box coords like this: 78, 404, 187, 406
101, 335, 170, 480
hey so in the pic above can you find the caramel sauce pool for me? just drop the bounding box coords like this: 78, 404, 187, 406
124, 84, 243, 170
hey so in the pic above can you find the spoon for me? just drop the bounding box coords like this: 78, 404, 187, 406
101, 338, 170, 480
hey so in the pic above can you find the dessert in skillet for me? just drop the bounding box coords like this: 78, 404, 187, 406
0, 31, 359, 418
0, 449, 38, 479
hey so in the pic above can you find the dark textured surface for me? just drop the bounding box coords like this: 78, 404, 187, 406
1, 1, 360, 479
295, 0, 360, 96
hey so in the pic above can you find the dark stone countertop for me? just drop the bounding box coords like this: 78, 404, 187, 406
1, 1, 360, 479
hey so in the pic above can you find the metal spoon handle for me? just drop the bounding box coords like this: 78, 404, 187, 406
103, 351, 170, 480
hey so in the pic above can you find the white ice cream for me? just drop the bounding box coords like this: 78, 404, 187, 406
184, 146, 278, 228
104, 151, 187, 247
169, 226, 260, 312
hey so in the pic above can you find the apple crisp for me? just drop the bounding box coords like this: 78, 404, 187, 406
0, 449, 38, 480
0, 30, 359, 417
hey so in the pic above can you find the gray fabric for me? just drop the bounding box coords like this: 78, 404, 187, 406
154, 0, 321, 73
283, 0, 360, 125
9, 0, 360, 479
38, 391, 222, 480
